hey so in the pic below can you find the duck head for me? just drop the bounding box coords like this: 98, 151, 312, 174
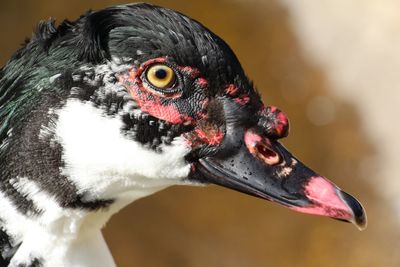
103, 4, 366, 229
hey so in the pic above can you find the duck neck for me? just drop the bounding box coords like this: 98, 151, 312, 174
0, 194, 119, 267
10, 228, 116, 267
0, 183, 174, 267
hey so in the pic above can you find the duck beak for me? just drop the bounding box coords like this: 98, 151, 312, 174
189, 125, 367, 230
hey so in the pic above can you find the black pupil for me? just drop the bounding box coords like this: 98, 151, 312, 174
155, 68, 168, 79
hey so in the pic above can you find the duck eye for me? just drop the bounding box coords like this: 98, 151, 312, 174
146, 64, 176, 89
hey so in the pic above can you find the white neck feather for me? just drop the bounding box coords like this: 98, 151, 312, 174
4, 177, 181, 266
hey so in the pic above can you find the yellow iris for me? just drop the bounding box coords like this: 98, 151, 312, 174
146, 64, 175, 88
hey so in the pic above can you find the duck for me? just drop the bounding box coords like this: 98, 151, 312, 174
0, 3, 367, 267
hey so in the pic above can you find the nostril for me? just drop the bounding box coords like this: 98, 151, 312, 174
255, 143, 280, 165
244, 129, 281, 166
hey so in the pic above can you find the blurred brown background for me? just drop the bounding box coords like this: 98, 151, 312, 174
1, 0, 399, 266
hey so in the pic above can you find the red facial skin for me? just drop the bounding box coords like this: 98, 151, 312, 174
258, 105, 289, 139
234, 95, 251, 105
196, 78, 208, 88
184, 121, 225, 147
225, 84, 239, 96
119, 57, 194, 125
225, 84, 251, 105
178, 66, 201, 78
118, 57, 225, 146
194, 128, 225, 146
275, 112, 289, 137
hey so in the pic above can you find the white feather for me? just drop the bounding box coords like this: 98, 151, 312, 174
55, 99, 192, 200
